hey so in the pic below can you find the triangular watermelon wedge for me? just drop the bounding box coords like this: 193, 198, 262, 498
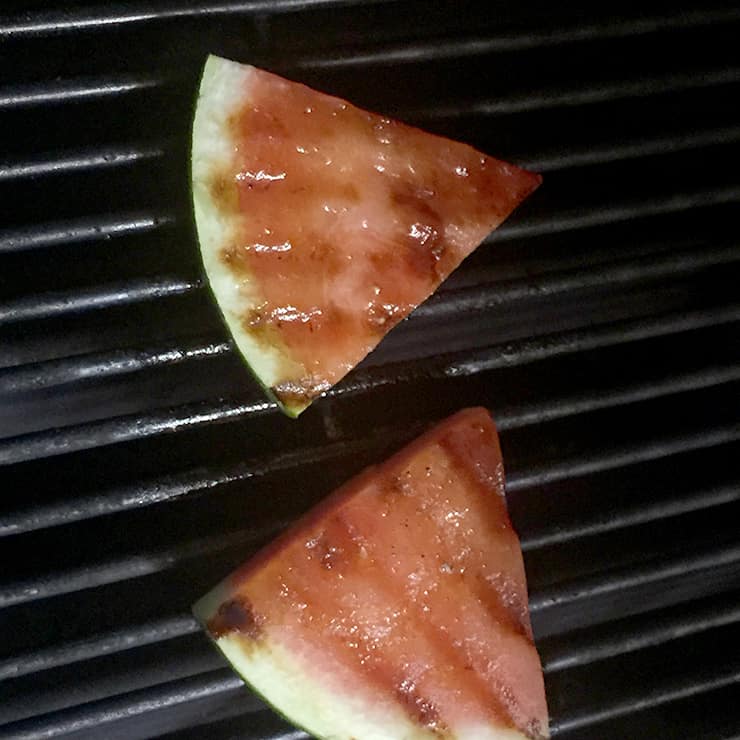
194, 408, 549, 739
192, 56, 541, 416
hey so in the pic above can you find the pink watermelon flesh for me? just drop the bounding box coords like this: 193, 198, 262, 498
192, 57, 542, 415
194, 408, 549, 739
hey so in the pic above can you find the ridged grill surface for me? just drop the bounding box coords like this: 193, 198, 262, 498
1, 1, 739, 738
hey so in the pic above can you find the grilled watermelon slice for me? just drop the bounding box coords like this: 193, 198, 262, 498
191, 56, 541, 416
194, 408, 549, 739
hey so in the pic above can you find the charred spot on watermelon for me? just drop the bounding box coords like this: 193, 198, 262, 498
191, 56, 541, 416
194, 408, 549, 739
207, 170, 241, 215
388, 468, 416, 497
270, 376, 332, 407
206, 595, 264, 642
396, 678, 449, 737
305, 517, 367, 575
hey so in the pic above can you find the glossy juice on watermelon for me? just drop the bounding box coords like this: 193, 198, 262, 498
194, 408, 549, 739
192, 57, 541, 416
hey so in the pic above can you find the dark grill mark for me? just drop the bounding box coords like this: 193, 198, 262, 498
437, 431, 535, 642
366, 300, 405, 332
243, 305, 268, 328
396, 678, 448, 735
525, 717, 549, 740
238, 304, 284, 350
231, 105, 288, 143
306, 515, 369, 574
307, 533, 347, 571
209, 171, 239, 214
341, 182, 360, 202
219, 243, 251, 279
271, 377, 331, 406
481, 572, 534, 642
390, 182, 450, 282
206, 595, 263, 641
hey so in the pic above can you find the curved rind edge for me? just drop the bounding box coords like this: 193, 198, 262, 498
193, 583, 531, 740
191, 54, 308, 418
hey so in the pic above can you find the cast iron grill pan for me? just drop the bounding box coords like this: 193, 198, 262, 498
0, 1, 739, 738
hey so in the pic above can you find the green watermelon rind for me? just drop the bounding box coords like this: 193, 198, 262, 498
190, 55, 308, 419
192, 558, 538, 740
191, 582, 320, 739
192, 582, 454, 740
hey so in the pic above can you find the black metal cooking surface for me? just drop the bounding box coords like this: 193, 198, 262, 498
1, 1, 739, 738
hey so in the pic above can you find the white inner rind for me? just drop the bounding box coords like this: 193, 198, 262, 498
191, 55, 306, 415
194, 582, 535, 740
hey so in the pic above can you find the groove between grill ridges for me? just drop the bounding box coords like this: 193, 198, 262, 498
488, 184, 740, 244
439, 303, 740, 380
507, 422, 740, 493
295, 7, 740, 69
417, 242, 740, 318
549, 664, 740, 736
0, 525, 285, 610
3, 383, 738, 540
500, 365, 740, 434
178, 718, 307, 740
0, 435, 363, 537
520, 479, 740, 552
1, 422, 737, 613
413, 66, 740, 120
529, 541, 740, 615
540, 593, 740, 674
0, 667, 247, 740
0, 614, 200, 682
1, 301, 738, 466
520, 124, 740, 173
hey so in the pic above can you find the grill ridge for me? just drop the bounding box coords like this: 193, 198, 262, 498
0, 77, 162, 109
0, 213, 173, 255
